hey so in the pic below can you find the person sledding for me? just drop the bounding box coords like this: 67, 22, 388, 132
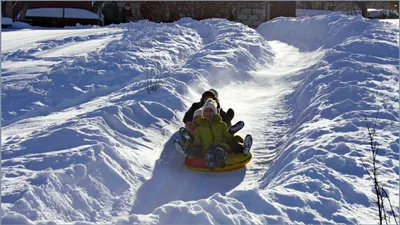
179, 108, 244, 147
175, 98, 252, 171
183, 89, 234, 136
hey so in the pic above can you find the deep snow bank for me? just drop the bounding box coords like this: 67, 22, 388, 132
257, 13, 399, 224
2, 21, 201, 126
157, 18, 274, 92
258, 13, 371, 52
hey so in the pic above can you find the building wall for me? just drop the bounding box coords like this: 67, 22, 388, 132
26, 1, 93, 10
270, 1, 296, 20
2, 1, 24, 20
12, 1, 99, 27
233, 2, 267, 28
116, 1, 143, 21
103, 1, 295, 27
26, 17, 99, 27
5, 1, 296, 27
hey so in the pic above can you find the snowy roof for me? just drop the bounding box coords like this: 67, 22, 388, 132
25, 8, 99, 19
2, 17, 13, 25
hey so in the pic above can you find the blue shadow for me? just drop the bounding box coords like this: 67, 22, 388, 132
130, 131, 246, 214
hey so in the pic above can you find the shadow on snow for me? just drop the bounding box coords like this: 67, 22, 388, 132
130, 131, 246, 214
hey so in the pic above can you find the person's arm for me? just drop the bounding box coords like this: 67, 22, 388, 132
185, 122, 194, 134
183, 103, 197, 123
220, 108, 227, 117
193, 127, 202, 146
219, 109, 232, 126
188, 124, 197, 135
216, 99, 234, 121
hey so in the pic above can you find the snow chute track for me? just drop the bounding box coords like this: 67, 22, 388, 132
185, 153, 252, 172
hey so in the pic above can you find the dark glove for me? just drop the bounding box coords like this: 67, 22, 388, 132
227, 108, 234, 120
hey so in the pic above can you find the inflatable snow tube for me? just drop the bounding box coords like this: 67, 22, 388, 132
185, 153, 252, 172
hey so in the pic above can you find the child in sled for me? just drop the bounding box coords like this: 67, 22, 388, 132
179, 106, 244, 147
175, 98, 252, 171
183, 89, 235, 134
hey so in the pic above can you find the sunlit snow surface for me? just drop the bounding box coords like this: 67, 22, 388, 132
1, 14, 399, 224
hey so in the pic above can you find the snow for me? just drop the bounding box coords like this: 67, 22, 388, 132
1, 14, 399, 224
368, 8, 399, 18
2, 17, 13, 25
25, 8, 100, 19
64, 8, 101, 19
25, 8, 63, 18
9, 21, 33, 29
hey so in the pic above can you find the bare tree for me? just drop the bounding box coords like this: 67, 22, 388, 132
164, 1, 260, 21
355, 112, 399, 225
354, 2, 368, 17
297, 1, 345, 10
166, 1, 233, 20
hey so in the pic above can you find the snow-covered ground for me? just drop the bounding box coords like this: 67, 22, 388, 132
2, 17, 13, 26
1, 13, 399, 224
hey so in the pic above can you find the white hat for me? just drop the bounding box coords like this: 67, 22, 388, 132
192, 108, 203, 123
203, 99, 217, 115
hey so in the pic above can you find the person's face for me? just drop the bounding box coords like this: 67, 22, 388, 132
202, 93, 215, 102
194, 115, 201, 124
203, 108, 214, 119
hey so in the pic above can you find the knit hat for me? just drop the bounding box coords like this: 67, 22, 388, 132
203, 98, 217, 114
209, 88, 218, 99
192, 108, 203, 123
202, 88, 218, 100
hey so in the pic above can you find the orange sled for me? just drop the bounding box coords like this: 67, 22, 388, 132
184, 153, 252, 172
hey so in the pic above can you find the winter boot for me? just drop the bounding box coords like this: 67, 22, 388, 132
173, 140, 189, 158
243, 134, 253, 156
215, 147, 228, 168
205, 149, 216, 171
179, 127, 194, 144
228, 121, 244, 134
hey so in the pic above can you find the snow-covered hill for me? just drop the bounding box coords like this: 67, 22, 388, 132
1, 14, 398, 224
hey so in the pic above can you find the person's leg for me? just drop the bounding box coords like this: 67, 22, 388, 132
189, 146, 203, 158
179, 127, 194, 144
214, 146, 228, 168
229, 141, 244, 154
229, 121, 244, 134
173, 140, 189, 157
226, 135, 244, 154
243, 134, 253, 156
204, 145, 216, 171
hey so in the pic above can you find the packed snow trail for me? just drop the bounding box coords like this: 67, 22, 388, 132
130, 40, 325, 214
220, 41, 325, 189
